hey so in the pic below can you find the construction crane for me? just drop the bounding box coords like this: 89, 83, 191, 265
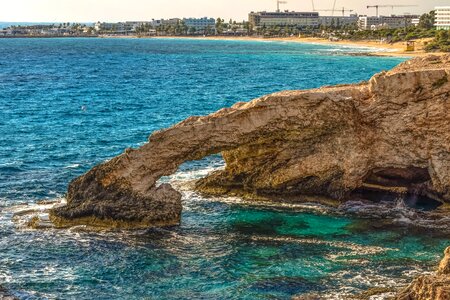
332, 0, 337, 16
314, 7, 354, 16
311, 0, 339, 16
366, 5, 418, 17
276, 0, 288, 12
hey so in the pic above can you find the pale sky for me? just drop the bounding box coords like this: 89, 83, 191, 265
0, 0, 447, 23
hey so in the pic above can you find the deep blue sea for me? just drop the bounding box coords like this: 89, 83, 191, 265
0, 38, 448, 299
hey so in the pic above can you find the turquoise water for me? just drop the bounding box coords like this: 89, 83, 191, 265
0, 38, 447, 299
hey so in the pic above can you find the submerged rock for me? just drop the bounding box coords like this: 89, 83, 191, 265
0, 286, 18, 300
51, 54, 450, 229
396, 247, 450, 300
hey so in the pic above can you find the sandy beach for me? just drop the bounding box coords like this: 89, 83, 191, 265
125, 35, 444, 57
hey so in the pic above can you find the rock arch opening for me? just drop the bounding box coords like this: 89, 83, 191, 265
158, 154, 225, 184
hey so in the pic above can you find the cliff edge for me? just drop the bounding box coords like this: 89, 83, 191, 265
50, 54, 450, 229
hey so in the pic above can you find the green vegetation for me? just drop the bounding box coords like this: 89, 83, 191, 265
425, 30, 450, 52
331, 27, 437, 42
135, 23, 154, 35
216, 18, 225, 34
253, 25, 318, 37
136, 20, 217, 36
418, 10, 436, 29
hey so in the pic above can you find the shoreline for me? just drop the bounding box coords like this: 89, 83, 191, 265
2, 34, 446, 57
98, 34, 445, 58
147, 35, 443, 57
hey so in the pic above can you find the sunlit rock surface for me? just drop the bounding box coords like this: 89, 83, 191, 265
396, 247, 450, 300
50, 54, 450, 229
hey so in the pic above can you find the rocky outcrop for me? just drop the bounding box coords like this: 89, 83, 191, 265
396, 247, 450, 300
0, 286, 18, 300
50, 54, 450, 229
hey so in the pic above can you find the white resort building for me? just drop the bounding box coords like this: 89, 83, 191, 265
183, 18, 216, 32
249, 11, 319, 28
150, 18, 181, 28
358, 15, 419, 30
434, 6, 450, 30
318, 15, 359, 27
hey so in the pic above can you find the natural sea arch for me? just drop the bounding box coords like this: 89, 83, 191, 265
50, 55, 450, 229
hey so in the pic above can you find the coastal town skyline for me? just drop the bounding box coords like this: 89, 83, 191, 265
1, 0, 448, 22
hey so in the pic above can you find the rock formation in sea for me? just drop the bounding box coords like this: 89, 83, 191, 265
0, 286, 18, 300
396, 247, 450, 300
50, 54, 450, 229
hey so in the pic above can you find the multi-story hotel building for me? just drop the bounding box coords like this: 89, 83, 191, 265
358, 15, 419, 30
435, 6, 450, 30
249, 11, 319, 28
183, 18, 216, 31
318, 15, 359, 27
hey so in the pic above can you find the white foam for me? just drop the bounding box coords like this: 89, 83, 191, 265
64, 164, 81, 169
339, 199, 450, 233
180, 190, 332, 215
3, 198, 66, 229
250, 235, 396, 255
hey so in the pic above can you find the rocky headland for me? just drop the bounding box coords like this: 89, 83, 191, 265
49, 54, 450, 229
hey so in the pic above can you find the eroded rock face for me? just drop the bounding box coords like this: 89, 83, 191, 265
51, 54, 450, 228
396, 247, 450, 300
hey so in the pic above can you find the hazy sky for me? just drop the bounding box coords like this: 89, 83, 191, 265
1, 0, 447, 22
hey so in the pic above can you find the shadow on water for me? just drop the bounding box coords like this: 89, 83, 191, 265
249, 277, 324, 296
230, 215, 292, 236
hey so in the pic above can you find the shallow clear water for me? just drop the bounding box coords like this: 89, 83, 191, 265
0, 38, 447, 299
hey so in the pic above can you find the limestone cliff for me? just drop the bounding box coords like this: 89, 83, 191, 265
50, 54, 450, 229
396, 247, 450, 300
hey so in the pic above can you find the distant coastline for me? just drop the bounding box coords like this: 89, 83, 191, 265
0, 35, 98, 39
105, 35, 448, 57
2, 34, 443, 57
149, 35, 426, 57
